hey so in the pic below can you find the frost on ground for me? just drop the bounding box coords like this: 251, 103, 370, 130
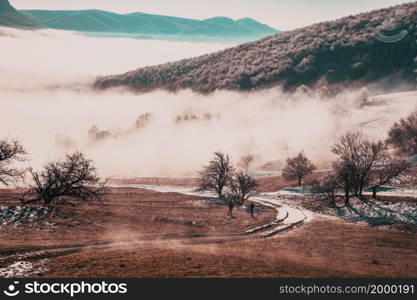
266, 186, 417, 226
0, 206, 59, 227
333, 198, 417, 226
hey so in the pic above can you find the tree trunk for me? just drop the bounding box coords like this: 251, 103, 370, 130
217, 186, 223, 199
359, 184, 364, 197
344, 190, 350, 206
372, 187, 377, 199
298, 176, 302, 186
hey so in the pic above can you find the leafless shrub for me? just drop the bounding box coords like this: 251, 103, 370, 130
22, 151, 106, 204
0, 138, 27, 186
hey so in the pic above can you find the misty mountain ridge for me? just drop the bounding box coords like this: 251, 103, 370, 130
95, 2, 417, 95
0, 0, 38, 28
18, 9, 278, 43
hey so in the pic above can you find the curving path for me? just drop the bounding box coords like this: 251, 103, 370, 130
110, 184, 314, 238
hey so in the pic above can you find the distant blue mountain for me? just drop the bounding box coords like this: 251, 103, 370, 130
18, 9, 279, 42
0, 0, 38, 28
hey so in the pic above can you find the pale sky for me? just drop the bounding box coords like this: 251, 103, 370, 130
12, 0, 407, 30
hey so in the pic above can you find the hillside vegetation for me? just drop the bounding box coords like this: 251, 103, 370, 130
95, 2, 417, 94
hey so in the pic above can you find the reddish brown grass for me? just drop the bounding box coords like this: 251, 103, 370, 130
45, 219, 417, 278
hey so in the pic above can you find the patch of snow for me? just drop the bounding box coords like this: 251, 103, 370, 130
0, 261, 33, 278
0, 206, 57, 227
333, 197, 417, 226
363, 188, 417, 198
0, 257, 48, 278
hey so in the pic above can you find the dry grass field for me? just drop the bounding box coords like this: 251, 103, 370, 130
44, 220, 417, 278
0, 183, 416, 278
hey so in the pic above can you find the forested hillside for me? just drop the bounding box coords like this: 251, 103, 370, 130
95, 2, 417, 94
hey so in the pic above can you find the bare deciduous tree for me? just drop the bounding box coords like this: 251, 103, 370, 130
196, 151, 234, 199
282, 151, 316, 186
309, 160, 361, 207
0, 138, 26, 186
386, 110, 417, 156
368, 157, 411, 198
332, 131, 386, 197
329, 131, 408, 205
229, 172, 258, 206
238, 154, 254, 172
22, 151, 106, 204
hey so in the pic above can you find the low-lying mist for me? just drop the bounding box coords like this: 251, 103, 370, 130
0, 27, 229, 89
1, 27, 416, 178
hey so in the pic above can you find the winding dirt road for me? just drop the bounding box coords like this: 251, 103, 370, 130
111, 184, 314, 238
0, 185, 314, 277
